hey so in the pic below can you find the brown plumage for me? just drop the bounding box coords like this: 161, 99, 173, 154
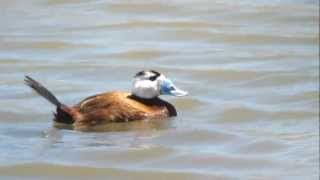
24, 76, 176, 130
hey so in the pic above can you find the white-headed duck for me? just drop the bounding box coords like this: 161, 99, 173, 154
25, 70, 187, 130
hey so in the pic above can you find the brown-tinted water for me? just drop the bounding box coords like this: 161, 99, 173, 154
0, 0, 319, 179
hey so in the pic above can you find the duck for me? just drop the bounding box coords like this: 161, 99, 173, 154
24, 70, 188, 130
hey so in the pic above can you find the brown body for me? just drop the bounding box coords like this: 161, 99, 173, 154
24, 76, 177, 130
61, 92, 177, 129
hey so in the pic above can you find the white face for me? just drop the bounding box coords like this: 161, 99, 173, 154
132, 70, 188, 99
132, 70, 161, 99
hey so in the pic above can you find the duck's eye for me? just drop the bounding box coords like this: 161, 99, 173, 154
149, 75, 157, 81
169, 86, 175, 91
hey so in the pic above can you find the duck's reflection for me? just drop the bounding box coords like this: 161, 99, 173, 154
53, 118, 173, 132
42, 118, 174, 152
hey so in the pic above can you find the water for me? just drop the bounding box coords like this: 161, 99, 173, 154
0, 0, 319, 179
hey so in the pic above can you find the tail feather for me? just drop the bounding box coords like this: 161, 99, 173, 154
24, 76, 61, 107
25, 76, 74, 124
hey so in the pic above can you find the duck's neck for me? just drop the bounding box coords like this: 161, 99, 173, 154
128, 94, 177, 116
128, 94, 160, 105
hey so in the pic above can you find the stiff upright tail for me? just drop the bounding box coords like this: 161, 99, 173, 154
24, 76, 74, 124
25, 76, 61, 107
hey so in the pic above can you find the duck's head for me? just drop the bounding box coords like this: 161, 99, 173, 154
132, 70, 188, 99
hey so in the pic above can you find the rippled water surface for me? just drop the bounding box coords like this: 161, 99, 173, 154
0, 0, 319, 179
